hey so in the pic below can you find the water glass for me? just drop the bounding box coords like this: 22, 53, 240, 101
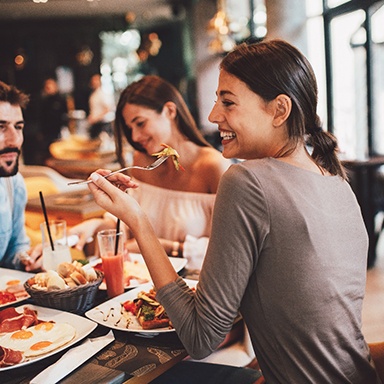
40, 219, 72, 271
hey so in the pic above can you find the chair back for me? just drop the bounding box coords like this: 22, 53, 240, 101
369, 342, 384, 382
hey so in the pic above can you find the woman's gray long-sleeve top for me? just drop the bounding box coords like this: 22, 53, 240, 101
157, 158, 379, 384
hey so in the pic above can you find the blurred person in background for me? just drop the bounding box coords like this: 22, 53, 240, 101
70, 74, 249, 367
0, 81, 42, 270
70, 75, 231, 271
87, 73, 115, 139
39, 77, 68, 163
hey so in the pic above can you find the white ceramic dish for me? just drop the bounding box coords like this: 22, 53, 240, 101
85, 279, 197, 335
0, 268, 34, 308
0, 304, 97, 371
91, 253, 187, 290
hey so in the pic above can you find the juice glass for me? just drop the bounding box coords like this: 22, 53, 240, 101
40, 219, 72, 271
97, 229, 125, 298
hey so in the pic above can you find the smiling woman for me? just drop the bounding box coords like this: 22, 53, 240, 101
70, 75, 231, 271
85, 40, 381, 383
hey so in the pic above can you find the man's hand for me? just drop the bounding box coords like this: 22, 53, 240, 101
20, 244, 43, 272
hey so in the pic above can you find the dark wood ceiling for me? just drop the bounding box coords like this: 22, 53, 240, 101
0, 0, 179, 21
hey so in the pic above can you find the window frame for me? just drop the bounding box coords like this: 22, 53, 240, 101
322, 0, 383, 157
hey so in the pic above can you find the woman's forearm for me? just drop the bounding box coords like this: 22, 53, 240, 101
88, 171, 178, 288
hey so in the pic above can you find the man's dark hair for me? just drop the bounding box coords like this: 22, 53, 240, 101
0, 81, 30, 109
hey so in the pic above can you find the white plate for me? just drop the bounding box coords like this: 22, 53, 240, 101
85, 279, 197, 335
0, 304, 97, 371
0, 268, 34, 308
91, 254, 187, 290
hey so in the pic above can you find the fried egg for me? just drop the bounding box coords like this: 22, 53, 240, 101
0, 322, 76, 357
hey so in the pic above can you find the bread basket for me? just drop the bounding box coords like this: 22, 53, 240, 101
24, 270, 104, 315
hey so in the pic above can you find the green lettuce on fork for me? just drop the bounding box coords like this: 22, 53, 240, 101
151, 143, 185, 171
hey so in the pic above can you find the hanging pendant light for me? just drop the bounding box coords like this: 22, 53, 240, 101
207, 0, 251, 55
207, 0, 236, 54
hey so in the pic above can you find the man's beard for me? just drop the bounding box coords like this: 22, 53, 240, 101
0, 148, 20, 177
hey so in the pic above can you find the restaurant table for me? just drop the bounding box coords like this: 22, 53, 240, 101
1, 275, 190, 384
2, 325, 187, 384
343, 156, 384, 268
26, 189, 106, 227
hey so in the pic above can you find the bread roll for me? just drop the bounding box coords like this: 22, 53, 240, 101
64, 277, 78, 288
72, 260, 86, 276
70, 271, 87, 285
47, 271, 67, 290
34, 272, 48, 287
57, 262, 76, 278
81, 264, 97, 281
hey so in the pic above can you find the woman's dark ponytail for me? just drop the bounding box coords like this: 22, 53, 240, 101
307, 117, 347, 179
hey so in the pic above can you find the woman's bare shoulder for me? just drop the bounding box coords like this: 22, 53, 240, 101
132, 151, 152, 166
197, 147, 231, 171
191, 147, 231, 193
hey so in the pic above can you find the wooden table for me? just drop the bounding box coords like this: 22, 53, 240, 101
2, 320, 187, 384
26, 189, 105, 227
1, 274, 189, 384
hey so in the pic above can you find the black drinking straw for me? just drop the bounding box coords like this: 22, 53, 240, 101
39, 191, 55, 251
114, 219, 121, 255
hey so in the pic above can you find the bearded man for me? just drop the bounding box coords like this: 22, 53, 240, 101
0, 81, 41, 270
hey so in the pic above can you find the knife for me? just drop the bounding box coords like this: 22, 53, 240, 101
30, 331, 115, 384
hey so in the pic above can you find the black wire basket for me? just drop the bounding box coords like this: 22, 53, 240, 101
24, 270, 103, 315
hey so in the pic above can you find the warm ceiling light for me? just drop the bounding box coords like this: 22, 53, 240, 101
14, 55, 24, 66
207, 0, 236, 54
207, 0, 251, 55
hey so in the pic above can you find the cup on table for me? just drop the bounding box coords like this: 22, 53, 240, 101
97, 229, 125, 298
40, 219, 72, 271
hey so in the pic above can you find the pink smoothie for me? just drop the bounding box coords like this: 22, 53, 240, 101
101, 252, 124, 298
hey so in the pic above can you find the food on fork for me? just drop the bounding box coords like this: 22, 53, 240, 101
152, 143, 185, 171
123, 288, 171, 330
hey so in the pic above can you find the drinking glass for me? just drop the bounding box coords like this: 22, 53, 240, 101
97, 229, 125, 298
40, 219, 72, 271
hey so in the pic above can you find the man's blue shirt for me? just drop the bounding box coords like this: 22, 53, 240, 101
0, 173, 30, 269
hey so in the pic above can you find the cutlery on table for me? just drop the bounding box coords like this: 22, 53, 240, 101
30, 330, 115, 384
67, 156, 169, 186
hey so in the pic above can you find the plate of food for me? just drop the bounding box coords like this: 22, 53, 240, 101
0, 304, 97, 370
0, 268, 34, 308
91, 253, 187, 290
85, 279, 197, 335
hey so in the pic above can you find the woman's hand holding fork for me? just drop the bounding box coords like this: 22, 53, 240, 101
88, 170, 141, 225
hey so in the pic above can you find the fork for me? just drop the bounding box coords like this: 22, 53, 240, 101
67, 156, 169, 185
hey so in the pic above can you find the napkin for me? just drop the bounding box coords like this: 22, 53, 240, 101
30, 330, 115, 384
